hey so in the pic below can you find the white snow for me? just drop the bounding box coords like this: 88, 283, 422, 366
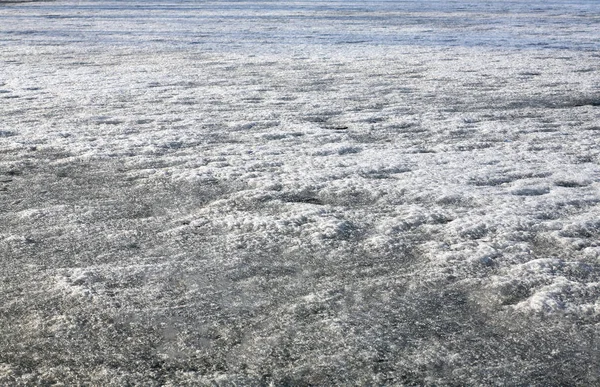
1, 0, 599, 385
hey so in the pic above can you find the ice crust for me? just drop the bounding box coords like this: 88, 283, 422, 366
1, 0, 600, 385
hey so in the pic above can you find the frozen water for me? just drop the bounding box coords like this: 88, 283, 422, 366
1, 0, 599, 385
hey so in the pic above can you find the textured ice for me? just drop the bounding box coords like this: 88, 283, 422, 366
1, 0, 600, 385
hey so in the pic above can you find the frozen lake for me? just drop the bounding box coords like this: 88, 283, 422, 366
1, 0, 600, 385
2, 0, 600, 51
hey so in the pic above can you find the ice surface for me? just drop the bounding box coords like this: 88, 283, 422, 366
1, 0, 600, 385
